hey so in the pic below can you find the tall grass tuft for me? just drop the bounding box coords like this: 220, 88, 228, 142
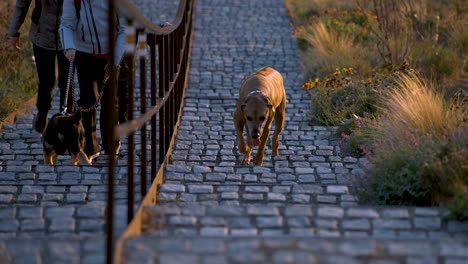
298, 21, 375, 76
377, 72, 465, 137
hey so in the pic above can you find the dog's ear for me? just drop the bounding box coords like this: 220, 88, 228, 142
263, 97, 273, 108
241, 98, 247, 110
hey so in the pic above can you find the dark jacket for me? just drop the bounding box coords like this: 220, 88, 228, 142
9, 0, 64, 50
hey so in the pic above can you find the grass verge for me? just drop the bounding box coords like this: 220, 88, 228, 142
287, 0, 468, 219
0, 1, 37, 123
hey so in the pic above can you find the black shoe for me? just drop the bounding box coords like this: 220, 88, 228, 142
33, 111, 48, 133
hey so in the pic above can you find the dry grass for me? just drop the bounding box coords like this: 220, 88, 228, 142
301, 21, 353, 57
377, 72, 466, 138
286, 0, 355, 25
0, 0, 37, 122
299, 21, 375, 75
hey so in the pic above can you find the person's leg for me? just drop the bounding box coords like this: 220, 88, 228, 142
118, 60, 129, 123
100, 63, 120, 154
75, 51, 106, 158
56, 50, 74, 113
32, 44, 57, 132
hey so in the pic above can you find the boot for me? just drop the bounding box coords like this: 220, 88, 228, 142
33, 110, 48, 133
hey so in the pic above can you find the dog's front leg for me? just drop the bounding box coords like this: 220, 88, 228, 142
77, 151, 92, 165
234, 109, 250, 154
254, 123, 272, 166
52, 154, 58, 164
242, 136, 253, 165
272, 101, 286, 156
44, 153, 54, 165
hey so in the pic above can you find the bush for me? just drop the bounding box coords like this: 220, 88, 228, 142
351, 74, 467, 219
353, 131, 468, 220
351, 139, 434, 206
303, 67, 381, 126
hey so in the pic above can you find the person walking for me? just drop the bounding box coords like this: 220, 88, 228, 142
60, 0, 126, 162
8, 0, 73, 133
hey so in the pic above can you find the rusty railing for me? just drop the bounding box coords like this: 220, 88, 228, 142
106, 0, 195, 263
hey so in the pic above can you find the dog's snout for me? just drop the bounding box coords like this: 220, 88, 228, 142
252, 129, 260, 139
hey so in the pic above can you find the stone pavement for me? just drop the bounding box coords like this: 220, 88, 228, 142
118, 0, 468, 263
0, 0, 181, 262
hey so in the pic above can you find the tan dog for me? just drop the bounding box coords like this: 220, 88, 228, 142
234, 67, 286, 166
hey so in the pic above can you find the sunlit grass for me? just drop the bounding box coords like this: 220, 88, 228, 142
377, 72, 465, 137
0, 1, 37, 123
298, 21, 375, 76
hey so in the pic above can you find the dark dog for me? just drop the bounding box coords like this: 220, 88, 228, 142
42, 109, 91, 165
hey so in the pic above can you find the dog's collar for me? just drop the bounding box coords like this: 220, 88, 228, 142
247, 90, 267, 96
246, 90, 272, 102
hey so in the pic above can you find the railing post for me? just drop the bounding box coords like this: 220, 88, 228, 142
158, 34, 166, 164
106, 0, 116, 263
124, 19, 136, 224
149, 33, 157, 181
138, 30, 148, 197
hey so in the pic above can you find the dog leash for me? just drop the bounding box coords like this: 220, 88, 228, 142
61, 60, 109, 115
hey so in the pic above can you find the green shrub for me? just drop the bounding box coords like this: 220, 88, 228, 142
421, 128, 468, 220
351, 139, 435, 206
353, 131, 468, 219
304, 69, 381, 126
338, 113, 375, 157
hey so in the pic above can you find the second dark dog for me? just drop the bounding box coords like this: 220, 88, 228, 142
42, 109, 91, 165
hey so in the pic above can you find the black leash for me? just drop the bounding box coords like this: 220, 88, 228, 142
61, 60, 109, 115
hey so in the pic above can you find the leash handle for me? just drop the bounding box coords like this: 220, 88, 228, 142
61, 61, 75, 115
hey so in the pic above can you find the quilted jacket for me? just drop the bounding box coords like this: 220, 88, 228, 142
9, 0, 64, 50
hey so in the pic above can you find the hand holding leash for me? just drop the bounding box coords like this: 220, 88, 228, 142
65, 48, 76, 61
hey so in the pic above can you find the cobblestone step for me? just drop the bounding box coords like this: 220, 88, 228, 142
157, 183, 355, 206
120, 235, 468, 264
0, 236, 106, 264
140, 204, 468, 240
164, 160, 359, 184
0, 167, 144, 186
0, 202, 128, 238
0, 184, 142, 206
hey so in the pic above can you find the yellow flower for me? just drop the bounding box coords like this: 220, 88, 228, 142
308, 16, 317, 22
367, 78, 372, 84
333, 71, 341, 76
302, 82, 314, 90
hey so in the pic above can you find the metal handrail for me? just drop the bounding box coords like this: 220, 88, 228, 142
106, 0, 195, 263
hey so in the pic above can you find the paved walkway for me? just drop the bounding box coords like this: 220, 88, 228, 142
119, 0, 468, 263
0, 0, 181, 262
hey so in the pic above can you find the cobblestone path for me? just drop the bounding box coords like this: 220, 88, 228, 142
120, 0, 468, 263
0, 0, 181, 261
1, 0, 468, 263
